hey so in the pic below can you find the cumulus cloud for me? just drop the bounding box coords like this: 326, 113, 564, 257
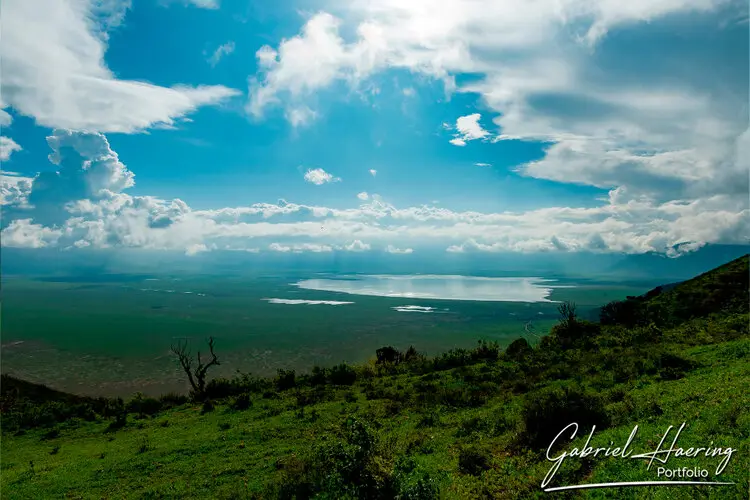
1, 219, 61, 248
269, 242, 333, 253
160, 0, 219, 10
449, 113, 490, 146
341, 240, 371, 252
385, 244, 413, 254
207, 41, 235, 67
245, 1, 747, 232
1, 129, 747, 257
0, 172, 34, 207
304, 167, 340, 185
184, 0, 219, 9
1, 0, 239, 133
0, 136, 22, 161
357, 191, 369, 200
285, 106, 318, 127
369, 169, 377, 176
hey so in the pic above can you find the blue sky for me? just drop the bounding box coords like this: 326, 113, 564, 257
0, 0, 748, 260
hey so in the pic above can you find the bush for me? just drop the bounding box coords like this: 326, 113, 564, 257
376, 346, 402, 364
458, 447, 491, 476
158, 392, 188, 408
392, 456, 441, 499
308, 366, 328, 386
105, 400, 127, 432
41, 428, 60, 440
275, 370, 296, 391
657, 352, 695, 380
521, 383, 608, 450
403, 345, 423, 363
551, 320, 601, 349
471, 340, 500, 361
126, 393, 162, 417
231, 393, 252, 411
329, 363, 357, 386
201, 399, 215, 414
204, 378, 241, 399
137, 437, 150, 454
505, 338, 532, 360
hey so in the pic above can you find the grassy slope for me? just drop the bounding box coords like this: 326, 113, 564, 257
2, 256, 748, 499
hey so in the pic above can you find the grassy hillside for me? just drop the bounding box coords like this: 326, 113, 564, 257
2, 255, 748, 499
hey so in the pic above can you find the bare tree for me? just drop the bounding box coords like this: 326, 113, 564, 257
171, 336, 221, 399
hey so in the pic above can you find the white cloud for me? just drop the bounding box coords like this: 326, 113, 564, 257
1, 219, 61, 248
245, 1, 747, 224
449, 113, 490, 146
185, 243, 210, 256
474, 162, 492, 167
304, 167, 340, 185
186, 0, 219, 8
0, 171, 34, 207
0, 108, 12, 127
357, 191, 369, 200
2, 128, 747, 257
2, 0, 239, 133
369, 169, 377, 176
402, 87, 415, 97
168, 0, 219, 9
269, 242, 333, 253
341, 240, 371, 252
285, 106, 318, 127
208, 41, 235, 67
0, 136, 22, 161
385, 244, 413, 254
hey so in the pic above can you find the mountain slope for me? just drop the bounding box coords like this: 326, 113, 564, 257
600, 254, 749, 327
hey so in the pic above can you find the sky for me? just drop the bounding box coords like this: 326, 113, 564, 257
0, 0, 748, 263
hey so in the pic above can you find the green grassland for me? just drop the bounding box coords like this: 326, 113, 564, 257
0, 274, 648, 396
1, 258, 748, 499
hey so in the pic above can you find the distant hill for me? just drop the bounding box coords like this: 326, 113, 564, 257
602, 244, 750, 281
600, 253, 749, 327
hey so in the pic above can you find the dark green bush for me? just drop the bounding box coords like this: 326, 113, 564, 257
458, 447, 491, 476
158, 392, 188, 408
376, 346, 402, 364
231, 393, 252, 411
275, 369, 296, 391
505, 338, 532, 360
521, 383, 608, 450
201, 399, 215, 414
329, 363, 357, 386
126, 393, 162, 417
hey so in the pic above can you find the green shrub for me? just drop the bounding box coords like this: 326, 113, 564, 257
505, 338, 532, 360
230, 393, 252, 411
158, 392, 188, 408
329, 363, 357, 386
126, 393, 162, 417
275, 369, 296, 391
201, 399, 215, 414
457, 447, 491, 476
521, 383, 608, 450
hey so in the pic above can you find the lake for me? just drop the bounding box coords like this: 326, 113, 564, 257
0, 272, 650, 397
